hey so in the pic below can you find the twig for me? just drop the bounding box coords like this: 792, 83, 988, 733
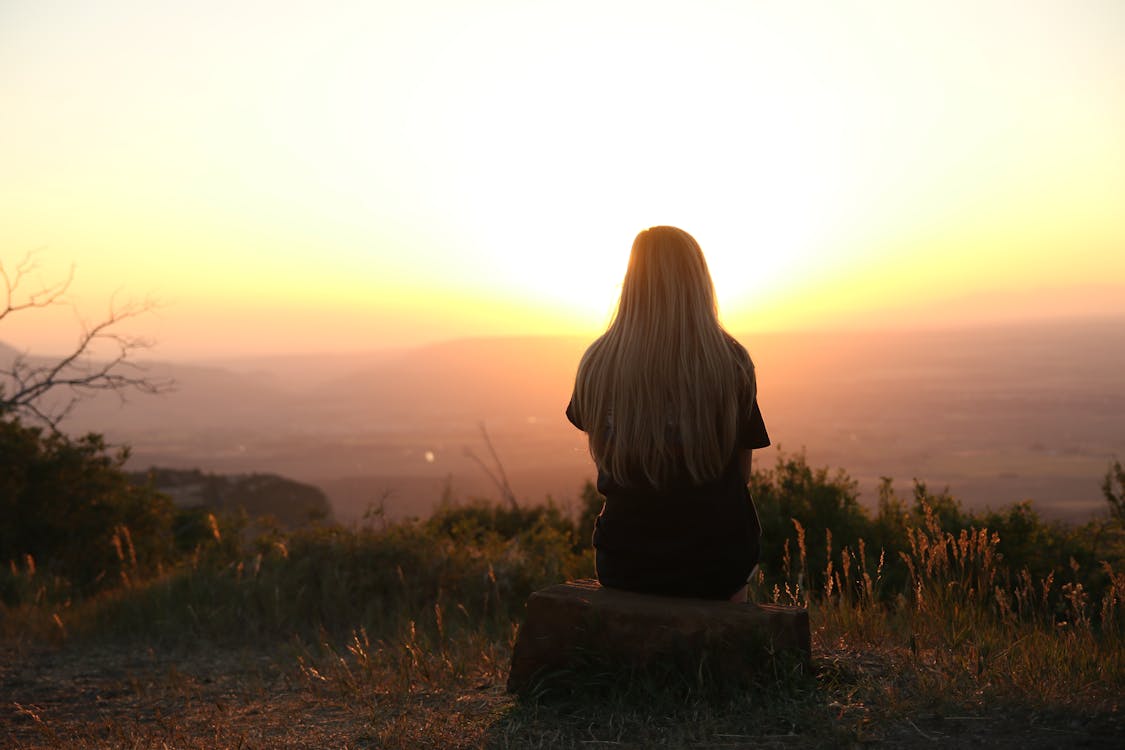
906, 717, 937, 741
464, 422, 518, 509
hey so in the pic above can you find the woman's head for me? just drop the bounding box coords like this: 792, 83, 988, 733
616, 226, 719, 333
573, 226, 754, 488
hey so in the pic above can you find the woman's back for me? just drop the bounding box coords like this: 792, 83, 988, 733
567, 226, 770, 600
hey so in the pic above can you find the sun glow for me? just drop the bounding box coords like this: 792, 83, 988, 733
1, 1, 1122, 357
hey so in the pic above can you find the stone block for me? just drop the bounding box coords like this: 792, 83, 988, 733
507, 578, 810, 694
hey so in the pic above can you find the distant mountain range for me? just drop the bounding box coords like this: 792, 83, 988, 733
5, 316, 1124, 523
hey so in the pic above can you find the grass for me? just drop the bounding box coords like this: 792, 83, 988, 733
3, 481, 1125, 747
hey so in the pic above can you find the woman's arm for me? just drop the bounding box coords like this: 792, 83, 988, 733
739, 449, 752, 484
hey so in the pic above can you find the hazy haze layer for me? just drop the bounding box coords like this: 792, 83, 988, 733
34, 317, 1125, 524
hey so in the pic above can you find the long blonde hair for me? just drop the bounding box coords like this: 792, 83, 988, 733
572, 226, 755, 488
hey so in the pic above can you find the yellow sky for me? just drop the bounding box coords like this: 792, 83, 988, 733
1, 0, 1123, 358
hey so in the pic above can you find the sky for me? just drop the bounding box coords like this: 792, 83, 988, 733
1, 0, 1123, 359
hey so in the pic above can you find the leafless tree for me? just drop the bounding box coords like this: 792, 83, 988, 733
1, 252, 174, 429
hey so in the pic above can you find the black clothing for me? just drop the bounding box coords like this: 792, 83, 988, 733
565, 391, 770, 600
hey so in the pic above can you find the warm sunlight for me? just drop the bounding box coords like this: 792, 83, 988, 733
1, 0, 1122, 356
4, 8, 1124, 742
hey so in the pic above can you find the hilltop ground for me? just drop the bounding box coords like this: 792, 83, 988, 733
4, 630, 1122, 749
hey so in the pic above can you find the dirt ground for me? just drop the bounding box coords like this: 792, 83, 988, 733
2, 643, 1122, 749
0, 644, 398, 749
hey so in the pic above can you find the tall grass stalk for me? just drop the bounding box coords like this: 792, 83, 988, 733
773, 501, 1125, 713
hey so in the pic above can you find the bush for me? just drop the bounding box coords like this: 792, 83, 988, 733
0, 416, 174, 598
750, 452, 868, 594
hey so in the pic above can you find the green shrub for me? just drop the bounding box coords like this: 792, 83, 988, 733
0, 417, 174, 599
751, 451, 868, 595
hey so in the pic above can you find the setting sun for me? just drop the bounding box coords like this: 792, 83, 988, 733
1, 0, 1122, 357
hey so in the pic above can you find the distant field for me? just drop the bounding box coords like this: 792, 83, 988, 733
51, 316, 1125, 523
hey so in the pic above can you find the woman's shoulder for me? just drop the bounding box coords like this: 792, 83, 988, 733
721, 333, 755, 371
578, 333, 611, 364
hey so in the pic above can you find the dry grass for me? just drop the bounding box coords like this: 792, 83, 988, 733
3, 499, 1124, 748
5, 631, 1120, 749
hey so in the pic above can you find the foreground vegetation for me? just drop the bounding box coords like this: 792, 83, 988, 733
2, 415, 1124, 747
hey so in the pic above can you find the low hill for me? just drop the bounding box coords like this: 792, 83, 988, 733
130, 467, 333, 528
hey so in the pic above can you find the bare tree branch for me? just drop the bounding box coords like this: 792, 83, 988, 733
1, 252, 175, 430
0, 252, 74, 324
464, 422, 519, 509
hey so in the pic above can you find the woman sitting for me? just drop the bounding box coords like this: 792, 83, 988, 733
566, 226, 770, 602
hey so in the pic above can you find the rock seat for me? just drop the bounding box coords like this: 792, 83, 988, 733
507, 578, 810, 694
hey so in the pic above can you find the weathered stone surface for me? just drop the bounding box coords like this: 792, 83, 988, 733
507, 579, 810, 693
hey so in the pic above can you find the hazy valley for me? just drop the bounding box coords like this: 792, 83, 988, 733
31, 316, 1125, 524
